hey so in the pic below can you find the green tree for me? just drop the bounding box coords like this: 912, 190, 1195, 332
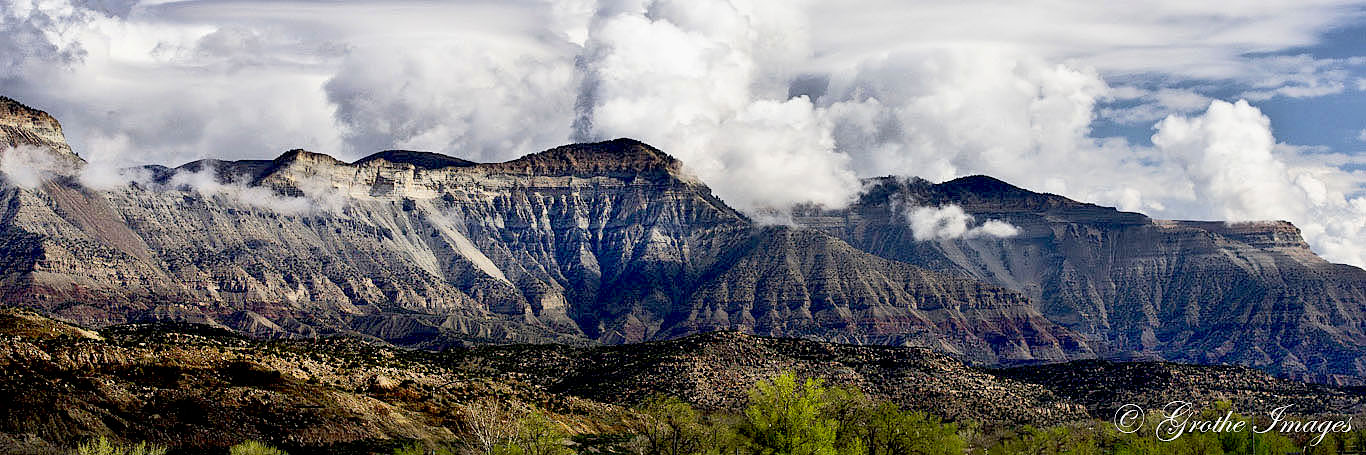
699, 413, 747, 455
738, 372, 839, 455
630, 395, 706, 455
822, 386, 872, 454
391, 441, 456, 455
864, 403, 965, 455
987, 426, 1100, 455
497, 410, 572, 455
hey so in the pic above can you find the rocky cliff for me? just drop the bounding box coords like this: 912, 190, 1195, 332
0, 97, 1088, 365
794, 176, 1366, 383
0, 97, 77, 158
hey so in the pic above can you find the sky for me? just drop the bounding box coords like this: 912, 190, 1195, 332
1, 0, 1364, 266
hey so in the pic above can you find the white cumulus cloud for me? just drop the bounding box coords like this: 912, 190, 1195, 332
905, 204, 1020, 241
1153, 100, 1366, 266
573, 0, 860, 214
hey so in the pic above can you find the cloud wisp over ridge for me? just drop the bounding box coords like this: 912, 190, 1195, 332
903, 204, 1021, 241
1, 0, 1364, 265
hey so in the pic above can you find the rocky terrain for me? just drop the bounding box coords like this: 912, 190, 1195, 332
0, 95, 1086, 366
3, 309, 1362, 454
0, 308, 615, 454
792, 176, 1366, 383
452, 331, 1366, 427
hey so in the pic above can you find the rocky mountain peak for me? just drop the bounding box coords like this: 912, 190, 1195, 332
0, 96, 79, 159
493, 138, 687, 178
938, 174, 1037, 197
270, 148, 344, 167
251, 148, 349, 186
856, 174, 1097, 215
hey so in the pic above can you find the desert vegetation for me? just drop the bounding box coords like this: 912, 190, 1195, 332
65, 372, 1366, 455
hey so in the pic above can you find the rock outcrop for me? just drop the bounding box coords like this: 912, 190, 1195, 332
0, 97, 78, 158
794, 176, 1366, 383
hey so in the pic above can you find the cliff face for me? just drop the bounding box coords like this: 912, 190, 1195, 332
794, 176, 1366, 383
0, 97, 78, 158
0, 99, 1089, 365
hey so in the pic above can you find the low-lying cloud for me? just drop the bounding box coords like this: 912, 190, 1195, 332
904, 204, 1021, 241
0, 145, 65, 189
165, 165, 349, 215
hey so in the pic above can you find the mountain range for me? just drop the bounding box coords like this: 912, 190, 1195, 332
2, 95, 1364, 383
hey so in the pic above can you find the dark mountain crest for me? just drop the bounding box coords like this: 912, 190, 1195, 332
168, 158, 276, 184
491, 138, 687, 177
352, 150, 477, 169
853, 174, 1152, 228
860, 174, 1096, 212
936, 175, 1054, 200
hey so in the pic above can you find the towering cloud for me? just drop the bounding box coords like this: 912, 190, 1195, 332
1153, 100, 1366, 266
571, 0, 859, 214
324, 40, 579, 162
820, 50, 1110, 191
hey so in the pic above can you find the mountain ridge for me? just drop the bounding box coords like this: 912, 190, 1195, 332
0, 97, 1091, 368
3, 95, 1365, 383
794, 175, 1366, 383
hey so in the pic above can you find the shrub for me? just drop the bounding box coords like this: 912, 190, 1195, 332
228, 440, 288, 455
391, 441, 457, 455
73, 436, 167, 455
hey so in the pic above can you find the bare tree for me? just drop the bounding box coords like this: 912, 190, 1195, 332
460, 397, 515, 455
